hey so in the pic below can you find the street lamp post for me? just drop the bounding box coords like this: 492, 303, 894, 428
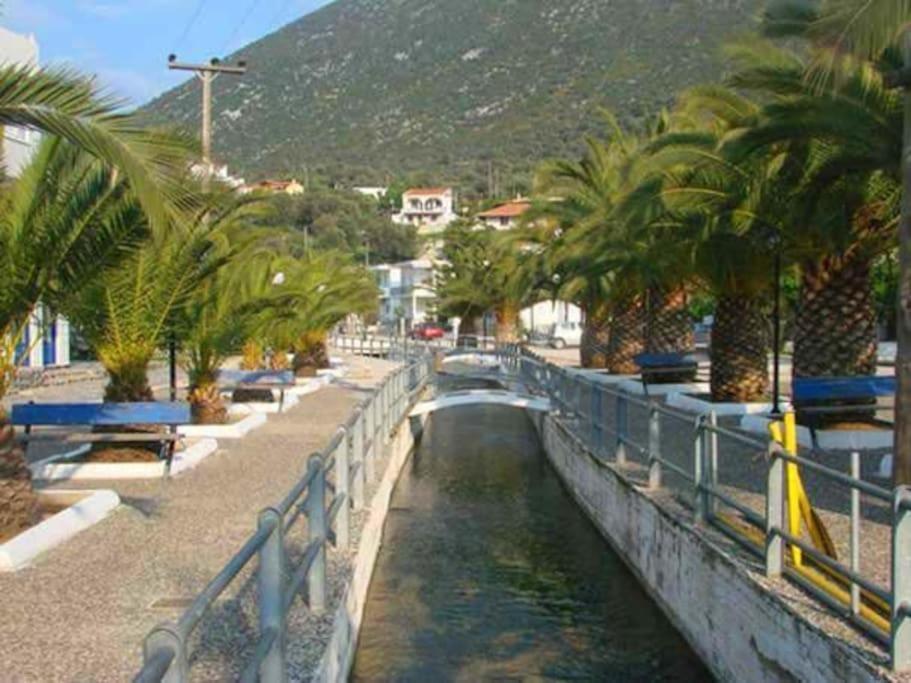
771, 237, 783, 418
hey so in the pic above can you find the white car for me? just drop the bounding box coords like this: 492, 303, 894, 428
548, 322, 583, 349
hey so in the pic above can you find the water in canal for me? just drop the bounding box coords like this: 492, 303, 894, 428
352, 379, 711, 681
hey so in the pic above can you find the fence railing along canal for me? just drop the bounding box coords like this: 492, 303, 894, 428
497, 344, 911, 672
134, 355, 432, 683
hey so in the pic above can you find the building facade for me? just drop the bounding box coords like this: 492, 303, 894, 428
371, 260, 436, 330
2, 26, 71, 369
393, 187, 458, 234
476, 199, 532, 230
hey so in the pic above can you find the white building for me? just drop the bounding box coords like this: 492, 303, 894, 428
2, 26, 70, 369
371, 259, 436, 329
353, 186, 388, 201
0, 27, 40, 177
476, 199, 532, 231
393, 187, 458, 235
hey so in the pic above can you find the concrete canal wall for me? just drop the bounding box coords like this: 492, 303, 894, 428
535, 413, 888, 683
313, 412, 426, 682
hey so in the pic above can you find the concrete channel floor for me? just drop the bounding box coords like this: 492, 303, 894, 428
0, 354, 397, 683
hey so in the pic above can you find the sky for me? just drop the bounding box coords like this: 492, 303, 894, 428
3, 0, 334, 105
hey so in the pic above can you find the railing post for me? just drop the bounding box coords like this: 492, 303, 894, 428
336, 427, 350, 551
142, 623, 187, 683
647, 402, 661, 489
615, 391, 628, 465
765, 443, 785, 578
306, 455, 327, 613
351, 412, 365, 509
708, 411, 719, 519
365, 393, 377, 483
693, 415, 708, 525
892, 486, 911, 670
257, 508, 287, 683
591, 383, 603, 455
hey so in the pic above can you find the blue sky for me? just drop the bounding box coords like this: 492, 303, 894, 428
4, 0, 333, 105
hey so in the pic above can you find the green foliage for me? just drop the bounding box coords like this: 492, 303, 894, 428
143, 0, 755, 191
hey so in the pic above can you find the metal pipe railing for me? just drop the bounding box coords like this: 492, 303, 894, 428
134, 353, 432, 683
499, 343, 907, 670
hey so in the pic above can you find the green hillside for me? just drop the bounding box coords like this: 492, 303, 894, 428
144, 0, 756, 192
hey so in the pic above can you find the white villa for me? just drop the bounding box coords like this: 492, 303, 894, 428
393, 187, 458, 234
353, 186, 388, 201
371, 259, 436, 330
2, 26, 71, 369
476, 199, 532, 231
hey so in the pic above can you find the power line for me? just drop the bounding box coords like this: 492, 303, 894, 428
267, 0, 297, 29
221, 0, 268, 55
172, 0, 211, 52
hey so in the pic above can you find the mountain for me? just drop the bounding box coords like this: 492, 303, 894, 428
143, 0, 756, 190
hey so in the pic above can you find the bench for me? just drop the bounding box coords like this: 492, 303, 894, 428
634, 352, 699, 389
11, 402, 190, 468
792, 376, 896, 448
218, 369, 295, 410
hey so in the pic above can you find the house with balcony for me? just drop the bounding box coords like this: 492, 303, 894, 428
392, 187, 458, 234
371, 259, 437, 330
1, 26, 70, 369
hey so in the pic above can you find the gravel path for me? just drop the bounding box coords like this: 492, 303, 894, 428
0, 354, 397, 683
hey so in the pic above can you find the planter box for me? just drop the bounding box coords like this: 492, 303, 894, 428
0, 489, 120, 571
618, 379, 711, 397
667, 392, 790, 417
29, 438, 219, 481
234, 391, 301, 414
177, 406, 267, 439
739, 415, 894, 450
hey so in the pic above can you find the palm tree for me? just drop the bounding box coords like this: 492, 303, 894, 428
725, 39, 901, 381
65, 191, 238, 404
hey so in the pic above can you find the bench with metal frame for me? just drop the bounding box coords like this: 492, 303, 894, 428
792, 376, 897, 447
634, 352, 699, 390
11, 401, 190, 468
218, 369, 295, 411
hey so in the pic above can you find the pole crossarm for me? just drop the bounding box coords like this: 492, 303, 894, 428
167, 61, 247, 76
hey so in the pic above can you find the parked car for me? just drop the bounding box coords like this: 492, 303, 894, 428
410, 322, 446, 341
548, 322, 583, 349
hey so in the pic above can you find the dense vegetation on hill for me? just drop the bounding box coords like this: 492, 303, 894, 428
143, 0, 755, 195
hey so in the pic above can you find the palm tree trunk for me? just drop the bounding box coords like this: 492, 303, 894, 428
580, 304, 611, 369
495, 303, 520, 344
644, 286, 695, 383
0, 408, 41, 537
793, 254, 877, 379
710, 295, 770, 402
104, 364, 154, 402
606, 296, 645, 374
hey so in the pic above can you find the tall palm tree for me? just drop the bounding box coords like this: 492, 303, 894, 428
725, 39, 901, 381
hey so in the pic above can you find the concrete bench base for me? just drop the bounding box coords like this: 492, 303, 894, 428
740, 415, 894, 450
0, 489, 120, 571
29, 438, 219, 481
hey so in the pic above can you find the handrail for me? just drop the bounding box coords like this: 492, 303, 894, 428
497, 343, 909, 671
134, 354, 433, 683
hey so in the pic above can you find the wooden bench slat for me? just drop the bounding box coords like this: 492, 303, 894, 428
634, 352, 698, 369
11, 402, 190, 427
218, 370, 294, 387
21, 433, 181, 444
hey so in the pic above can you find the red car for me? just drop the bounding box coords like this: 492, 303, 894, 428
410, 323, 446, 341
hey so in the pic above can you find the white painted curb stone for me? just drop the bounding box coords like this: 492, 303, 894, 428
740, 415, 894, 450
618, 379, 711, 397
30, 438, 220, 481
178, 409, 267, 439
0, 489, 120, 571
667, 392, 789, 417
235, 391, 301, 414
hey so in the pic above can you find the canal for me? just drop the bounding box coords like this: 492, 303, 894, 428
351, 376, 711, 681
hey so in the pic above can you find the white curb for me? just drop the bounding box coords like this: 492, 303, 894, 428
667, 392, 789, 417
739, 415, 894, 450
0, 489, 120, 571
178, 408, 267, 439
29, 438, 219, 481
618, 379, 711, 397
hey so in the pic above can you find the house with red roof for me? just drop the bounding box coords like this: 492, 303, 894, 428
476, 199, 532, 230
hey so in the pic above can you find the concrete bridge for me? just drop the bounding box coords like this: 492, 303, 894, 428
409, 389, 551, 418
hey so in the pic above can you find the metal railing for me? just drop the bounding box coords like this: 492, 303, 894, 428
134, 355, 432, 683
331, 333, 498, 355
497, 344, 911, 671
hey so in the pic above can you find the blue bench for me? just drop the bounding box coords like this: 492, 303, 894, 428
218, 369, 296, 409
11, 401, 191, 466
634, 352, 699, 388
792, 376, 896, 445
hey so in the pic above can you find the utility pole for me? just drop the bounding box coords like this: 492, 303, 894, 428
167, 54, 247, 181
888, 31, 911, 486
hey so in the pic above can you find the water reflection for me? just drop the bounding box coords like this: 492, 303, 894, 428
352, 385, 711, 682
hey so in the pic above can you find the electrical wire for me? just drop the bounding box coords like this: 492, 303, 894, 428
172, 0, 211, 52
221, 0, 268, 55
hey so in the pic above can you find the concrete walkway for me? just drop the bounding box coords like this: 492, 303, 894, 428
0, 354, 396, 682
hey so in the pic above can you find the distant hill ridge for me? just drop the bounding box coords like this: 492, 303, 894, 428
144, 0, 755, 186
